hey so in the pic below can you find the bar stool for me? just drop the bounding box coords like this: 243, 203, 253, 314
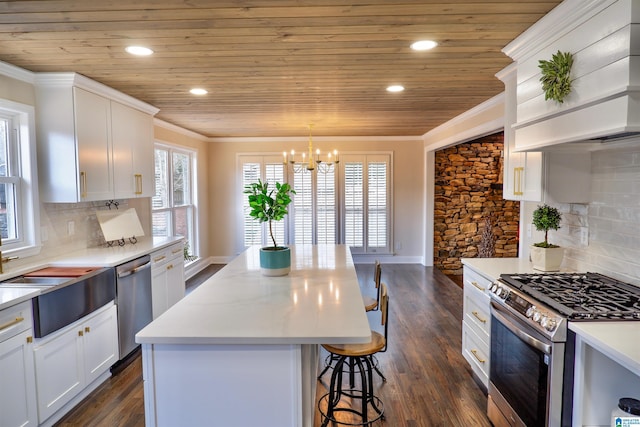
318, 284, 389, 426
318, 261, 384, 380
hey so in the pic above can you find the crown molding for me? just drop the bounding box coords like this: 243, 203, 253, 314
503, 0, 615, 61
154, 118, 209, 141
0, 60, 36, 84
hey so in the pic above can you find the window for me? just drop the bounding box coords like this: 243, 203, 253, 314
342, 154, 392, 254
240, 155, 288, 247
239, 152, 392, 254
152, 144, 197, 258
0, 100, 38, 256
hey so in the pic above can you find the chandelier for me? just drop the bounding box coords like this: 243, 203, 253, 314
284, 124, 339, 173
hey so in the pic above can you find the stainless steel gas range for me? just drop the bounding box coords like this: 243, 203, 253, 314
487, 272, 640, 427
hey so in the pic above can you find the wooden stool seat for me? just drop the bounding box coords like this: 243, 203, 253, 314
363, 296, 378, 312
322, 331, 385, 358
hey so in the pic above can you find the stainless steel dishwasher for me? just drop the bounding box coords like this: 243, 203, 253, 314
115, 255, 152, 360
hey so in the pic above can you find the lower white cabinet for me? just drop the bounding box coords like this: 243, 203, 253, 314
0, 301, 37, 427
151, 242, 185, 319
461, 265, 493, 388
33, 302, 118, 424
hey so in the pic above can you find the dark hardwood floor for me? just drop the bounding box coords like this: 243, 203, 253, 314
55, 264, 490, 427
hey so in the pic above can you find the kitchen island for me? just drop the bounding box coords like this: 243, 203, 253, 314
136, 245, 371, 427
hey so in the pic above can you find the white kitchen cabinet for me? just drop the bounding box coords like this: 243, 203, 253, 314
498, 64, 591, 203
461, 265, 492, 388
0, 301, 37, 427
151, 242, 185, 319
33, 302, 118, 424
111, 100, 155, 198
498, 64, 543, 202
35, 73, 158, 203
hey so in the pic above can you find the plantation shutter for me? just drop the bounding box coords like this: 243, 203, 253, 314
316, 168, 336, 244
293, 169, 313, 244
367, 160, 388, 248
242, 162, 262, 247
343, 160, 364, 248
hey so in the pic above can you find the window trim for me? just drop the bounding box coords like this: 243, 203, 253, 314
152, 141, 198, 259
0, 99, 40, 257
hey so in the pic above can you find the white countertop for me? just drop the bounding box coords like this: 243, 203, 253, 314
569, 322, 640, 377
136, 245, 372, 345
0, 236, 182, 311
461, 257, 540, 281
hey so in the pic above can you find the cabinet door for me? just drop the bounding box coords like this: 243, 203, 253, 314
0, 330, 37, 427
33, 327, 84, 423
111, 101, 155, 199
83, 305, 118, 385
73, 87, 114, 201
166, 249, 186, 310
152, 264, 169, 320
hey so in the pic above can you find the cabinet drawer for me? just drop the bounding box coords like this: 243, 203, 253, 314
464, 291, 491, 339
0, 301, 33, 342
462, 325, 490, 387
151, 242, 183, 268
463, 266, 493, 296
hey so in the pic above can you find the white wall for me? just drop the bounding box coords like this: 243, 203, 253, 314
207, 136, 424, 263
521, 141, 640, 285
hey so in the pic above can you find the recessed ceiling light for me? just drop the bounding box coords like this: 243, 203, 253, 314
386, 85, 405, 93
125, 46, 154, 56
190, 88, 208, 95
410, 40, 438, 51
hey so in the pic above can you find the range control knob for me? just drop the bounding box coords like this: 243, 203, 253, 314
532, 311, 542, 323
541, 317, 557, 332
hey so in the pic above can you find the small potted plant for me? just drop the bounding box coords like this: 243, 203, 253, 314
244, 179, 295, 276
530, 204, 563, 271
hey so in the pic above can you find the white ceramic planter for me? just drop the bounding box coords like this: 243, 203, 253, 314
530, 246, 564, 272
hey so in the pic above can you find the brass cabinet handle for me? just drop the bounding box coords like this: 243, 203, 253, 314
514, 167, 524, 196
471, 281, 485, 292
85, 326, 91, 333
471, 349, 486, 364
80, 171, 87, 198
135, 174, 143, 195
472, 311, 487, 324
167, 264, 173, 270
78, 330, 84, 337
154, 255, 166, 263
0, 316, 24, 331
26, 336, 33, 343
171, 248, 182, 255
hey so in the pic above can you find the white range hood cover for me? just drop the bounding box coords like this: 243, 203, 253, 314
96, 208, 145, 242
502, 0, 640, 151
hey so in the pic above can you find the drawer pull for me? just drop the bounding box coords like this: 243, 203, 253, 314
85, 327, 91, 333
0, 316, 24, 331
472, 311, 487, 324
154, 255, 166, 263
78, 330, 84, 337
471, 281, 486, 291
471, 349, 486, 364
171, 248, 182, 255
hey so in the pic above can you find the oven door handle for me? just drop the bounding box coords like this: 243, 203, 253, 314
491, 304, 552, 355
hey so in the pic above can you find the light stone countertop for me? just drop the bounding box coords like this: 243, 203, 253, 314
0, 236, 182, 311
461, 257, 540, 281
136, 245, 372, 345
569, 322, 640, 377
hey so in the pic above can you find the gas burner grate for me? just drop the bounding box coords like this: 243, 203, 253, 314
499, 272, 640, 321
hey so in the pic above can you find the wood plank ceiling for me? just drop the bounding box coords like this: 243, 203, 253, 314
0, 1, 562, 138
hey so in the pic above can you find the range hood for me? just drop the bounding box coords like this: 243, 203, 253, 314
502, 0, 640, 151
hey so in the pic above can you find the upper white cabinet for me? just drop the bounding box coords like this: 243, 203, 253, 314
35, 73, 159, 202
497, 64, 543, 202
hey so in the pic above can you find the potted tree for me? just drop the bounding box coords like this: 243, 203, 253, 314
530, 204, 563, 271
244, 179, 295, 276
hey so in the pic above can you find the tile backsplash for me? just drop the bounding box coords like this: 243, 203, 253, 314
525, 143, 640, 285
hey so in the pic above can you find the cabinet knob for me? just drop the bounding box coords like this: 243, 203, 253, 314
167, 264, 173, 270
78, 330, 84, 337
85, 326, 91, 333
26, 336, 33, 344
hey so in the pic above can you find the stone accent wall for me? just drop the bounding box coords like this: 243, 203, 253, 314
434, 132, 520, 275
